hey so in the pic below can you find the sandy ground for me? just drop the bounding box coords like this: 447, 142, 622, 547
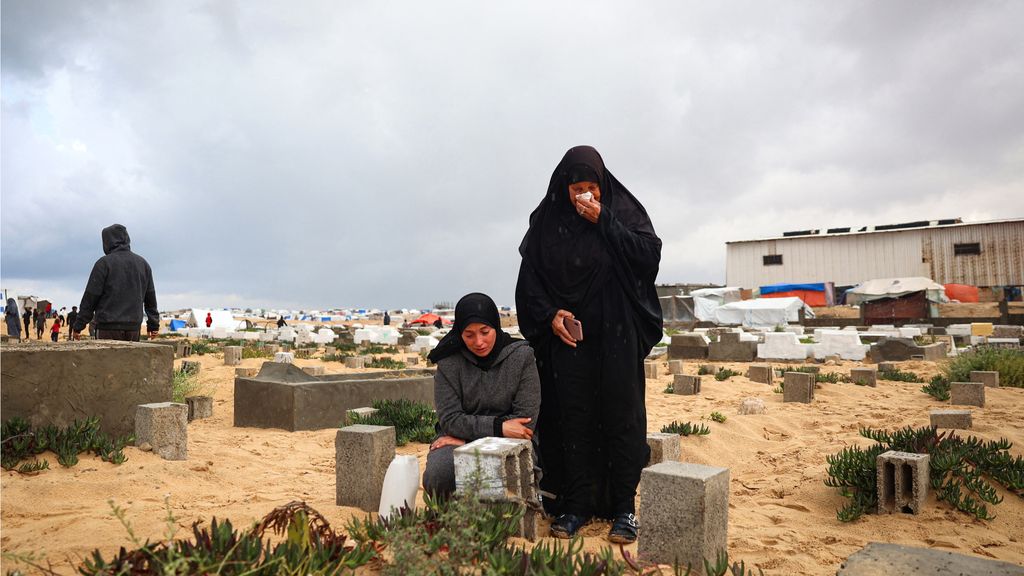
2, 343, 1023, 574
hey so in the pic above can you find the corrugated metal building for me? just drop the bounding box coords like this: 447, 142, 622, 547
726, 218, 1024, 289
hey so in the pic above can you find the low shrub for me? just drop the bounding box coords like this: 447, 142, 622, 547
715, 368, 742, 381
189, 341, 215, 356
367, 356, 406, 370
348, 399, 437, 446
173, 370, 211, 403
878, 368, 923, 383
709, 411, 727, 423
241, 345, 273, 359
661, 421, 711, 436
921, 374, 951, 401
1, 416, 131, 471
697, 364, 716, 375
362, 344, 399, 355
943, 348, 1024, 388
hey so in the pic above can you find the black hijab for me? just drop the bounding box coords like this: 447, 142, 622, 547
518, 145, 663, 352
427, 293, 514, 369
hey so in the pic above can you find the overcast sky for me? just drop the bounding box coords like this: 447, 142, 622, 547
3, 1, 1023, 311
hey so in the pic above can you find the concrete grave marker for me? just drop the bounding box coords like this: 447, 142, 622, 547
135, 402, 188, 460
849, 368, 877, 387
783, 372, 814, 403
877, 451, 930, 515
335, 424, 395, 512
930, 409, 971, 430
970, 371, 999, 388
745, 364, 772, 384
224, 346, 242, 366
185, 396, 213, 422
646, 432, 681, 466
950, 382, 985, 407
673, 374, 701, 396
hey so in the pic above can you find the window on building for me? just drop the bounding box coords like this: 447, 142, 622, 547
954, 242, 981, 256
763, 254, 783, 266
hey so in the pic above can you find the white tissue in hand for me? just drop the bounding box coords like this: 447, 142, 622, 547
576, 192, 593, 202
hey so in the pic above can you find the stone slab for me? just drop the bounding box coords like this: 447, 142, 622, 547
645, 362, 659, 379
837, 542, 1024, 576
646, 432, 681, 466
850, 368, 877, 387
335, 425, 395, 511
783, 372, 814, 403
950, 382, 985, 407
930, 409, 971, 430
746, 364, 772, 384
302, 365, 326, 376
224, 346, 242, 366
970, 371, 1000, 388
185, 395, 213, 421
638, 461, 729, 570
708, 341, 757, 362
673, 374, 701, 396
233, 362, 434, 431
454, 437, 534, 502
667, 360, 685, 375
1, 341, 174, 438
235, 367, 258, 377
135, 402, 188, 460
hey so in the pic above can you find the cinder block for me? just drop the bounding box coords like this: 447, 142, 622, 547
454, 437, 534, 502
667, 360, 685, 375
135, 402, 188, 460
850, 368, 877, 387
877, 451, 930, 515
175, 340, 192, 358
224, 346, 242, 366
645, 362, 659, 379
274, 352, 294, 364
969, 371, 999, 388
180, 360, 202, 375
406, 355, 420, 366
950, 382, 985, 407
930, 409, 972, 430
646, 432, 681, 466
185, 396, 213, 422
638, 462, 729, 569
783, 372, 814, 403
344, 356, 366, 369
235, 367, 258, 377
343, 406, 379, 426
877, 362, 897, 373
718, 332, 741, 344
302, 365, 326, 376
746, 364, 772, 385
673, 374, 701, 396
335, 425, 395, 511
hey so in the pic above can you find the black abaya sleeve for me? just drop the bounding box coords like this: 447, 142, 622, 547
599, 206, 662, 276
515, 259, 558, 342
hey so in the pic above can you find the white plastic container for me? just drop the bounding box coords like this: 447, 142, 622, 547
378, 455, 419, 519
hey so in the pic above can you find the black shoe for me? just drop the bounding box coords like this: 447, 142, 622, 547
608, 513, 639, 544
549, 513, 590, 539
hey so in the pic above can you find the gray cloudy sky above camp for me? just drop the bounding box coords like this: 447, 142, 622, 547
2, 1, 1023, 311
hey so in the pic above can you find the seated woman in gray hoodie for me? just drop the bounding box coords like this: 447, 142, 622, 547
422, 292, 541, 498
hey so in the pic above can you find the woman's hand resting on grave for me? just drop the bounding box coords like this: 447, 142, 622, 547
430, 435, 466, 451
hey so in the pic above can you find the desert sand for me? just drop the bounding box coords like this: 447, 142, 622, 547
2, 343, 1023, 574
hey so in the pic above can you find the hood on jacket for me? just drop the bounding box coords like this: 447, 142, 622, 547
102, 224, 131, 255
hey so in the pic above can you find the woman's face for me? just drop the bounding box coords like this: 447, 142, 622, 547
568, 181, 601, 210
461, 322, 497, 357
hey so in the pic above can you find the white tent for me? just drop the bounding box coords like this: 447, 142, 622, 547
845, 277, 948, 306
187, 309, 245, 330
690, 287, 742, 322
713, 297, 813, 327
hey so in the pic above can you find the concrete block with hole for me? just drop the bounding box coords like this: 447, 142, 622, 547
135, 402, 188, 460
180, 360, 202, 375
646, 432, 681, 466
224, 346, 242, 366
454, 437, 538, 540
638, 461, 729, 570
950, 382, 985, 407
185, 396, 213, 422
335, 424, 395, 511
746, 364, 772, 384
969, 371, 999, 388
783, 372, 814, 403
930, 409, 972, 430
849, 367, 877, 387
673, 374, 701, 396
877, 451, 930, 515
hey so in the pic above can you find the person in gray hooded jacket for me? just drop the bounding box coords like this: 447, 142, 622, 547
72, 224, 160, 341
422, 293, 541, 498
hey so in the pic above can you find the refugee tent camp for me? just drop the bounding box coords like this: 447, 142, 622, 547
690, 287, 743, 322
759, 282, 834, 307
186, 309, 245, 330
845, 277, 948, 323
713, 296, 813, 327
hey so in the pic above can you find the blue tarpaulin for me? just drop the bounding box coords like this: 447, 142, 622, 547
759, 283, 826, 295
169, 319, 187, 331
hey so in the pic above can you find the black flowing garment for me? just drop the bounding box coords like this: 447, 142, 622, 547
515, 146, 662, 518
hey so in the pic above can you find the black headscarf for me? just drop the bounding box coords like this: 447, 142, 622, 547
518, 145, 663, 352
427, 293, 514, 369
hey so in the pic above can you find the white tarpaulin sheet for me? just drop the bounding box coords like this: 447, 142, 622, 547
845, 277, 948, 305
187, 309, 245, 330
713, 297, 813, 327
690, 287, 742, 322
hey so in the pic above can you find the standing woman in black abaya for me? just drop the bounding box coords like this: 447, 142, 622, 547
515, 146, 663, 543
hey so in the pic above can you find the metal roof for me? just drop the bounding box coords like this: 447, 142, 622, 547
725, 218, 1024, 245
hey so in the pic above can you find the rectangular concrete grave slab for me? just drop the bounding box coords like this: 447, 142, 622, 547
135, 402, 188, 460
405, 355, 420, 366
673, 374, 701, 396
877, 451, 930, 515
877, 362, 897, 372
837, 542, 1024, 576
708, 340, 757, 362
718, 331, 741, 344
950, 382, 985, 407
646, 433, 681, 466
335, 425, 395, 511
185, 396, 213, 422
224, 346, 242, 366
783, 372, 814, 403
343, 406, 379, 426
644, 362, 659, 379
970, 371, 1000, 387
745, 364, 772, 384
234, 362, 434, 431
668, 333, 708, 360
302, 365, 326, 376
930, 409, 972, 430
1, 341, 174, 438
344, 356, 366, 369
235, 367, 258, 377
850, 367, 877, 387
667, 360, 685, 375
757, 332, 810, 360
638, 461, 729, 572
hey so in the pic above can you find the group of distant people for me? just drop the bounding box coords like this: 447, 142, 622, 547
4, 303, 80, 342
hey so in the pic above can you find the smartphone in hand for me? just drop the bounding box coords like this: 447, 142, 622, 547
563, 317, 583, 341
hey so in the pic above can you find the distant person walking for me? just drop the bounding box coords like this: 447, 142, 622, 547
205, 312, 213, 328
5, 298, 22, 341
72, 224, 160, 342
383, 311, 391, 326
22, 307, 32, 337
433, 316, 443, 329
276, 316, 286, 328
67, 306, 78, 340
35, 309, 45, 339
50, 316, 62, 342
